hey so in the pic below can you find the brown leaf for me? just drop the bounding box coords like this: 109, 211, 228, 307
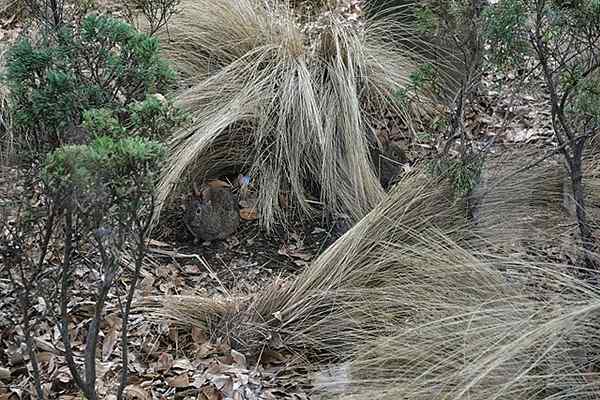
206, 180, 230, 189
102, 325, 119, 361
166, 373, 190, 388
239, 208, 257, 221
201, 384, 224, 400
125, 385, 150, 400
230, 349, 246, 369
0, 368, 10, 382
156, 352, 174, 373
212, 375, 233, 396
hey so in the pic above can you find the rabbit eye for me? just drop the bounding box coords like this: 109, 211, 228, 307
196, 208, 202, 215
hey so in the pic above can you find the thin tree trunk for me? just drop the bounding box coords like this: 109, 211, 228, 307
569, 142, 597, 273
59, 206, 88, 395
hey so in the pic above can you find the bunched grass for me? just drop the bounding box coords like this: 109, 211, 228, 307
151, 160, 600, 398
154, 0, 451, 230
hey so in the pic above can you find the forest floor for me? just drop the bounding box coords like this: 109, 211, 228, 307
0, 5, 567, 400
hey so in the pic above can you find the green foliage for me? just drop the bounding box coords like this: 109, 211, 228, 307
44, 136, 165, 202
483, 0, 529, 68
485, 0, 600, 129
429, 156, 484, 197
395, 63, 439, 103
45, 131, 166, 186
82, 109, 126, 138
3, 13, 177, 151
572, 77, 600, 125
128, 95, 189, 139
415, 6, 437, 34
125, 0, 181, 35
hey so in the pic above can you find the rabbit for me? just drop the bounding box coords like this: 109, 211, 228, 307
370, 138, 409, 189
184, 180, 240, 242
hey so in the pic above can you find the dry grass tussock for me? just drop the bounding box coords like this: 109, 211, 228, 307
154, 172, 470, 356
471, 149, 600, 256
151, 160, 600, 398
340, 266, 600, 400
155, 0, 451, 230
157, 159, 596, 356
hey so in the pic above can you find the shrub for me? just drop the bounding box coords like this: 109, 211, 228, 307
1, 135, 165, 400
3, 13, 178, 153
484, 0, 600, 270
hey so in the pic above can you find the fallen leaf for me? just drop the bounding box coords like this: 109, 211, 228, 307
240, 208, 257, 221
125, 385, 150, 400
55, 366, 72, 383
173, 358, 194, 371
167, 373, 190, 388
231, 350, 246, 369
102, 325, 119, 361
156, 352, 174, 372
198, 342, 217, 358
201, 384, 224, 400
190, 374, 207, 389
212, 375, 233, 396
206, 180, 230, 189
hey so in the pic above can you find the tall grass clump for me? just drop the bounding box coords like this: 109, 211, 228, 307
153, 161, 600, 398
154, 172, 473, 357
471, 149, 600, 259
155, 0, 451, 230
337, 261, 600, 400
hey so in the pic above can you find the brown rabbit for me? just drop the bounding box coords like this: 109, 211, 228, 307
371, 138, 408, 189
185, 180, 240, 242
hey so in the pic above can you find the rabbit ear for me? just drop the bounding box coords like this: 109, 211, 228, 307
192, 181, 202, 198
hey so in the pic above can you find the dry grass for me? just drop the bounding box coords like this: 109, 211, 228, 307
340, 265, 600, 400
151, 157, 600, 398
471, 151, 570, 253
470, 149, 600, 257
154, 0, 451, 230
154, 172, 468, 355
